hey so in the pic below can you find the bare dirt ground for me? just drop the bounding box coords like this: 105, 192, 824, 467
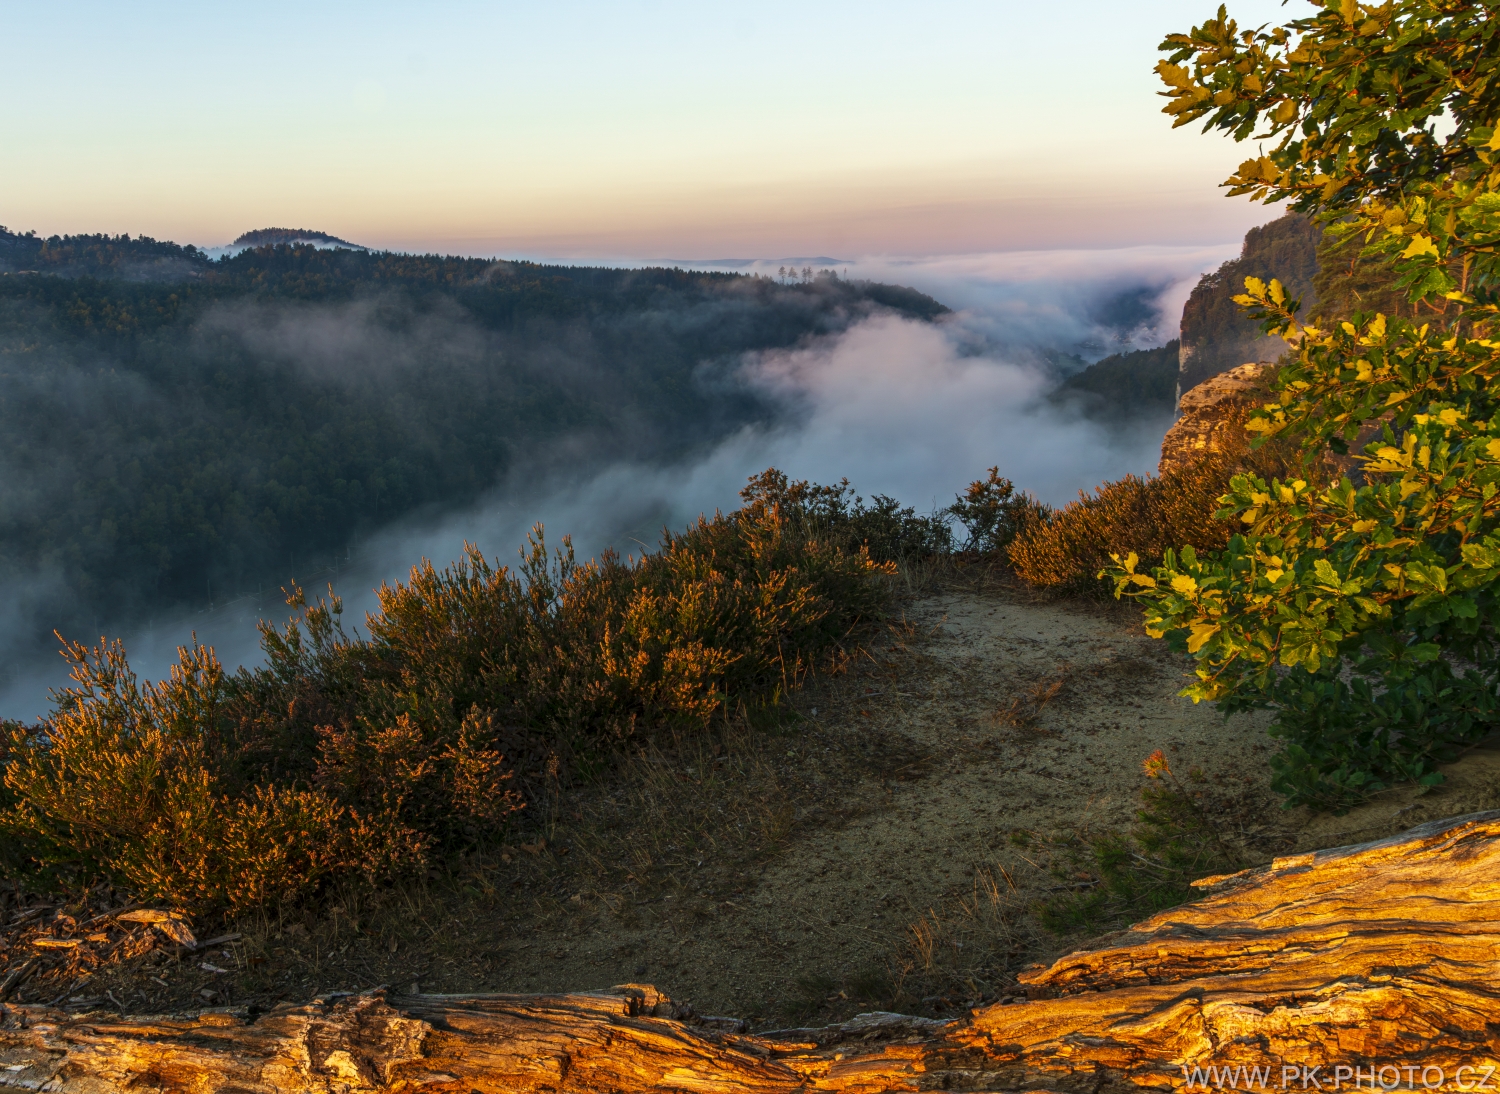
7, 574, 1500, 1025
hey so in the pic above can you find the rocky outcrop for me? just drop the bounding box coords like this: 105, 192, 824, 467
1159, 361, 1272, 475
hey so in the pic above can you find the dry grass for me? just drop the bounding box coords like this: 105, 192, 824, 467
994, 674, 1068, 730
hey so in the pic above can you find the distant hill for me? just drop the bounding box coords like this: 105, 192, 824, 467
1053, 342, 1179, 422
0, 227, 210, 282
1176, 212, 1322, 394
232, 227, 367, 250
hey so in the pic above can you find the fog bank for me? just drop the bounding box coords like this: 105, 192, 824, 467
0, 245, 1230, 720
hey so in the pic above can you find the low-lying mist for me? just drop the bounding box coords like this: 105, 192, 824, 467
0, 244, 1234, 720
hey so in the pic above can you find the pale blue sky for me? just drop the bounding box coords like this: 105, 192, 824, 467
1, 0, 1302, 256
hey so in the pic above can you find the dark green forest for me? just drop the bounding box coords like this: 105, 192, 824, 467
0, 228, 946, 656
1054, 341, 1179, 421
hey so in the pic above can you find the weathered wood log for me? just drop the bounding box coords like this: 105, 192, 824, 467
1, 811, 1497, 1093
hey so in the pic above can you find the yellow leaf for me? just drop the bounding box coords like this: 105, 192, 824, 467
1265, 568, 1284, 583
1171, 574, 1199, 595
1269, 279, 1286, 305
1156, 61, 1192, 88
1243, 276, 1267, 298
1385, 391, 1409, 406
1402, 234, 1440, 260
1130, 573, 1158, 588
1487, 438, 1500, 460
1352, 519, 1377, 533
1186, 622, 1220, 654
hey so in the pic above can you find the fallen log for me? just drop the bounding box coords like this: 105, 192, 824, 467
1, 811, 1496, 1093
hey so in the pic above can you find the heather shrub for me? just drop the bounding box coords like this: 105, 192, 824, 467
1007, 430, 1305, 593
0, 469, 894, 911
1007, 454, 1244, 592
0, 639, 406, 910
739, 468, 953, 562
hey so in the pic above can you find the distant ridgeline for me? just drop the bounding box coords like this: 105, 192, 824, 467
0, 227, 946, 656
0, 227, 209, 284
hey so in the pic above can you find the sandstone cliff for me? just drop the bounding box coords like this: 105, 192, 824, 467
1159, 361, 1272, 475
1177, 213, 1319, 400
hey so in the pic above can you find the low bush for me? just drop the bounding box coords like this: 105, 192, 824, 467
1006, 454, 1246, 592
1006, 427, 1306, 593
0, 470, 896, 912
948, 467, 1050, 555
738, 468, 954, 562
1255, 658, 1498, 812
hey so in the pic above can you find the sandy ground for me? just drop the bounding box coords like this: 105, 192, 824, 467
14, 579, 1500, 1023
551, 588, 1286, 1020
482, 583, 1500, 1023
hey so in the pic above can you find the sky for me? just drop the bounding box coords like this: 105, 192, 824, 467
1, 0, 1303, 258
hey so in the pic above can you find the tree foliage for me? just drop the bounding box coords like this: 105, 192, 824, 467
1112, 0, 1500, 810
1054, 341, 1181, 421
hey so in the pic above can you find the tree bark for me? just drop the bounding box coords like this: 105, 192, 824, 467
1, 811, 1497, 1093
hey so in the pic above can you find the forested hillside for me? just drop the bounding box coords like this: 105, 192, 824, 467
1177, 212, 1321, 391
1053, 341, 1179, 421
0, 231, 945, 656
0, 227, 209, 283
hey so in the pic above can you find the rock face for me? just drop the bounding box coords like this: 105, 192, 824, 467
1159, 361, 1272, 475
1176, 212, 1320, 396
